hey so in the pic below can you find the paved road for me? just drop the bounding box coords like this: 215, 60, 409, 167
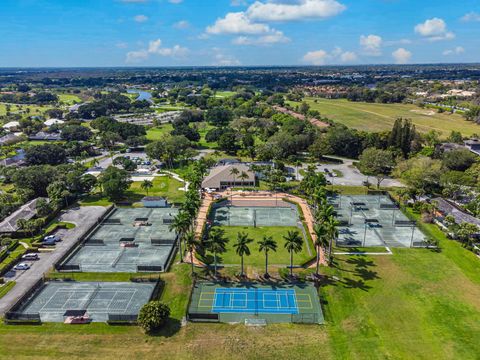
0, 206, 108, 315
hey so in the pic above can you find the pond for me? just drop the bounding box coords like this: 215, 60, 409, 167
127, 89, 153, 103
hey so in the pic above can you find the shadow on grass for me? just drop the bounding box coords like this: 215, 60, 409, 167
346, 257, 376, 268
147, 318, 182, 338
341, 277, 372, 291
355, 268, 379, 281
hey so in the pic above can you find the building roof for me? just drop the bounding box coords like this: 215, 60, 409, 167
0, 133, 21, 145
2, 121, 20, 129
201, 163, 255, 189
142, 196, 166, 201
44, 118, 65, 126
28, 132, 62, 141
0, 198, 46, 233
433, 197, 480, 227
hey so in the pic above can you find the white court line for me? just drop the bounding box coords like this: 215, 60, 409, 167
292, 290, 298, 312
40, 289, 72, 312
121, 289, 137, 313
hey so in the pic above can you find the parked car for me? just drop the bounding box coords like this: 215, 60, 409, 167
22, 253, 39, 261
14, 263, 30, 270
43, 235, 60, 242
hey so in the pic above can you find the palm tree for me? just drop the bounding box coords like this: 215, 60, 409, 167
325, 215, 339, 265
141, 179, 153, 195
170, 211, 191, 263
184, 231, 197, 276
238, 171, 249, 188
229, 167, 240, 188
233, 232, 253, 278
313, 223, 329, 277
229, 167, 240, 204
258, 235, 277, 278
206, 228, 228, 278
283, 230, 303, 278
295, 160, 302, 181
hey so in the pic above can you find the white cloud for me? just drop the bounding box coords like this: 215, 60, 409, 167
303, 50, 329, 65
126, 39, 188, 63
246, 0, 346, 22
303, 47, 357, 65
461, 12, 480, 22
360, 34, 383, 56
231, 0, 248, 6
232, 31, 290, 45
206, 12, 272, 35
126, 49, 149, 63
414, 18, 455, 41
392, 48, 412, 64
212, 49, 241, 66
340, 51, 357, 63
115, 42, 128, 49
169, 0, 183, 3
134, 14, 148, 23
443, 46, 465, 56
173, 20, 189, 29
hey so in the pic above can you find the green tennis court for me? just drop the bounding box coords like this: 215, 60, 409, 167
13, 281, 156, 322
188, 281, 324, 324
62, 208, 179, 272
331, 194, 427, 248
210, 205, 299, 227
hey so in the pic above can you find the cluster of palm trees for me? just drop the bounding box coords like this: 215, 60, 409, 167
229, 167, 251, 189
203, 228, 304, 280
301, 166, 339, 276
169, 162, 207, 275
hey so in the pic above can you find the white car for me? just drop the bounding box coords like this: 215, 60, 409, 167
14, 263, 30, 270
22, 253, 39, 261
43, 235, 60, 243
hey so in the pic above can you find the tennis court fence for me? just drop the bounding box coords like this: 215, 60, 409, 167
151, 238, 175, 246
187, 313, 220, 322
4, 312, 41, 322
137, 265, 163, 272
107, 314, 138, 323
291, 313, 318, 324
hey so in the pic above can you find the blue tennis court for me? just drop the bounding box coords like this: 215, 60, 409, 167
212, 287, 299, 314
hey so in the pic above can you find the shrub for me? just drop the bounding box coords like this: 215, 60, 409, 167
137, 301, 170, 334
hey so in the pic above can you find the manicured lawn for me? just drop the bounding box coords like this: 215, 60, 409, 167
146, 124, 173, 141
57, 94, 81, 104
209, 225, 314, 266
288, 98, 480, 136
0, 281, 15, 299
0, 103, 52, 117
321, 240, 480, 359
214, 91, 236, 98
80, 175, 185, 206
146, 122, 217, 149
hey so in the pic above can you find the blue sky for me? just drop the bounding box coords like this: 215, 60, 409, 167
0, 0, 479, 67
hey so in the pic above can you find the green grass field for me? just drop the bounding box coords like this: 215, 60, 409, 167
0, 103, 51, 117
289, 98, 480, 136
1, 232, 479, 359
210, 225, 314, 266
214, 91, 236, 98
80, 175, 185, 206
0, 281, 15, 299
57, 94, 81, 104
146, 122, 217, 149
